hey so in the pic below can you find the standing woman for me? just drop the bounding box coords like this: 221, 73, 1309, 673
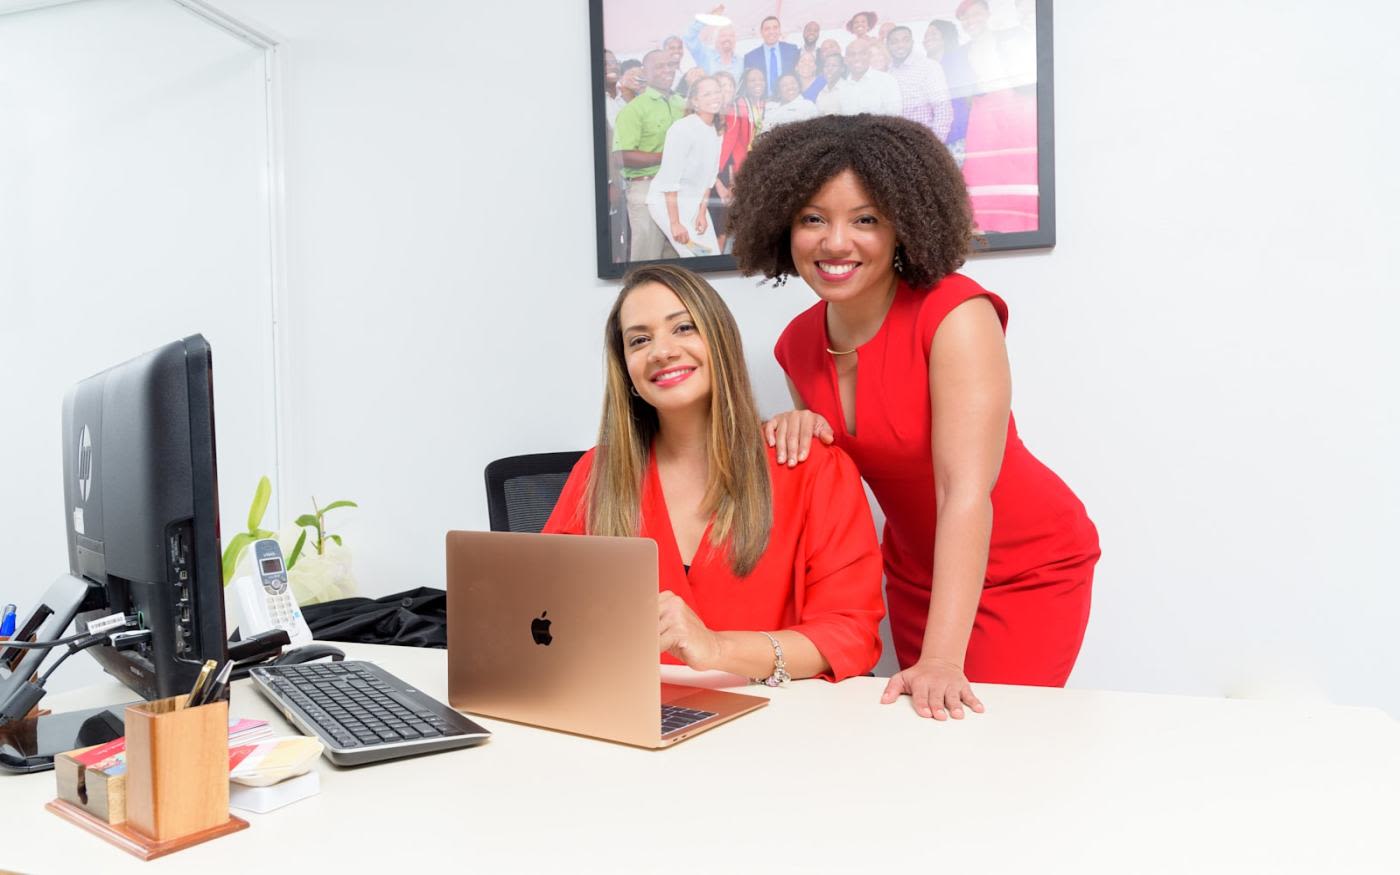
726, 114, 1099, 719
717, 67, 766, 187
795, 50, 824, 101
709, 71, 739, 251
956, 0, 1039, 231
815, 52, 846, 115
647, 76, 725, 256
617, 58, 645, 102
924, 19, 974, 164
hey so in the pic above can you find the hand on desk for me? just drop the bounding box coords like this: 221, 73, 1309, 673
658, 590, 721, 671
881, 658, 985, 720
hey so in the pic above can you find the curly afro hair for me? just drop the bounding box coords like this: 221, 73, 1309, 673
727, 114, 974, 289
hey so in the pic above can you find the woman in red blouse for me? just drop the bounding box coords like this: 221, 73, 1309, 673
726, 114, 1099, 718
716, 68, 766, 197
543, 264, 885, 683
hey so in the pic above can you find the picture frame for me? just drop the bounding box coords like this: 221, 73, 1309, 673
590, 0, 1056, 279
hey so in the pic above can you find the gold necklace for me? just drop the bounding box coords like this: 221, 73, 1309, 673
826, 278, 899, 357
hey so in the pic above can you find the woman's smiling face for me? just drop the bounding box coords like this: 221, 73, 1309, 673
789, 169, 898, 306
619, 282, 712, 414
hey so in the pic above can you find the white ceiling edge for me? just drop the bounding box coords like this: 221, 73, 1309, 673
0, 0, 282, 49
0, 0, 86, 16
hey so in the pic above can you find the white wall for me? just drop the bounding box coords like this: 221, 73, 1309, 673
6, 0, 1398, 713
0, 0, 278, 689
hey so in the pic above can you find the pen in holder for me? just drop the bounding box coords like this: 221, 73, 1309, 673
125, 694, 231, 841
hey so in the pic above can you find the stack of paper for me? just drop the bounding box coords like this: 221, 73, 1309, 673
228, 736, 323, 787
62, 717, 275, 775
228, 717, 274, 748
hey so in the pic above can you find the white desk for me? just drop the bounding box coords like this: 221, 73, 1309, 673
3, 643, 1398, 874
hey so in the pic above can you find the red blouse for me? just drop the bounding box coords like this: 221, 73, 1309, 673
775, 275, 1099, 654
542, 442, 885, 681
718, 99, 759, 180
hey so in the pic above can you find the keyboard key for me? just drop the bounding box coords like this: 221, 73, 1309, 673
660, 704, 718, 735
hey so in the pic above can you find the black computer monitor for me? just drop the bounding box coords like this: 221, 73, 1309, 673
0, 336, 229, 768
61, 334, 229, 699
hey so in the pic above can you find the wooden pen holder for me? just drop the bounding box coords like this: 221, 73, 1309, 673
46, 695, 247, 860
124, 695, 231, 841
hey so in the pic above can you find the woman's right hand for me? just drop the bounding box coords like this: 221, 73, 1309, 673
671, 221, 690, 245
880, 658, 985, 720
763, 409, 834, 467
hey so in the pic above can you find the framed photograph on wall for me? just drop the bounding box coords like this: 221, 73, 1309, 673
589, 0, 1055, 279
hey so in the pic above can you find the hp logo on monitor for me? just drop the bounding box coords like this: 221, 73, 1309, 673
77, 425, 93, 503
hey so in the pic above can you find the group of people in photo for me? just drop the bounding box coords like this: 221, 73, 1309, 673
601, 0, 1041, 265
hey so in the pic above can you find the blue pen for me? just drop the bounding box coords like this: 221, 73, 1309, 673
0, 604, 16, 638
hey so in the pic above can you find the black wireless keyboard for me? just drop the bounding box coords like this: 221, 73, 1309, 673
249, 660, 490, 766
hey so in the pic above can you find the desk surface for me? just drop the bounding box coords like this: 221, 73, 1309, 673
3, 643, 1398, 874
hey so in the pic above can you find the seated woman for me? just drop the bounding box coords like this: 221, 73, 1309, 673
543, 264, 885, 683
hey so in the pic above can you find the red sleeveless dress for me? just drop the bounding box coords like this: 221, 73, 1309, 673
775, 274, 1099, 686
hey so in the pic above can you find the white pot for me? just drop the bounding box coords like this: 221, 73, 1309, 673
277, 529, 358, 606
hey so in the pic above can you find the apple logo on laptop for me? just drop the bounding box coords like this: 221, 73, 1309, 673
531, 611, 553, 646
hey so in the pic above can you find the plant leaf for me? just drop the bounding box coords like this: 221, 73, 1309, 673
294, 514, 319, 528
328, 534, 342, 546
320, 500, 358, 513
287, 530, 307, 569
252, 529, 277, 541
221, 532, 254, 584
247, 476, 272, 532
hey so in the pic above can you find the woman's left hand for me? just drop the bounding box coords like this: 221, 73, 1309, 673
880, 658, 985, 720
695, 210, 708, 235
658, 591, 722, 670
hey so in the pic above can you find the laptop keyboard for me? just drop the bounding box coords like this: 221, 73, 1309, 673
661, 703, 717, 736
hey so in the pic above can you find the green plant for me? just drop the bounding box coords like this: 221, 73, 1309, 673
222, 479, 358, 582
221, 476, 277, 584
287, 496, 358, 569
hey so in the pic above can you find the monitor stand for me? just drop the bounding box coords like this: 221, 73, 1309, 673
0, 574, 105, 724
0, 702, 132, 773
0, 574, 131, 773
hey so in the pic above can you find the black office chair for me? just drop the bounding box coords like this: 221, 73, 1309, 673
483, 451, 585, 533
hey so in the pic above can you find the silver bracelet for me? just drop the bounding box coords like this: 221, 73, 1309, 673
751, 631, 791, 687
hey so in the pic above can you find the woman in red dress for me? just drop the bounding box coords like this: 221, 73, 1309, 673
726, 114, 1099, 718
543, 264, 885, 683
716, 68, 766, 194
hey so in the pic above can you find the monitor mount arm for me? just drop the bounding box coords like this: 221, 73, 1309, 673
0, 574, 105, 724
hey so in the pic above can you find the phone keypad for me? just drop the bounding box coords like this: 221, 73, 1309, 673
261, 586, 299, 629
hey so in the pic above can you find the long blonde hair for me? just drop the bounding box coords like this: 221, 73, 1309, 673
585, 265, 772, 576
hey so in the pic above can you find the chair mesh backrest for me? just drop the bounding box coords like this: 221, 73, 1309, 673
484, 451, 585, 534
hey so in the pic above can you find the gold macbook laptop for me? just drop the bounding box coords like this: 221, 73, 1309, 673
445, 530, 769, 748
